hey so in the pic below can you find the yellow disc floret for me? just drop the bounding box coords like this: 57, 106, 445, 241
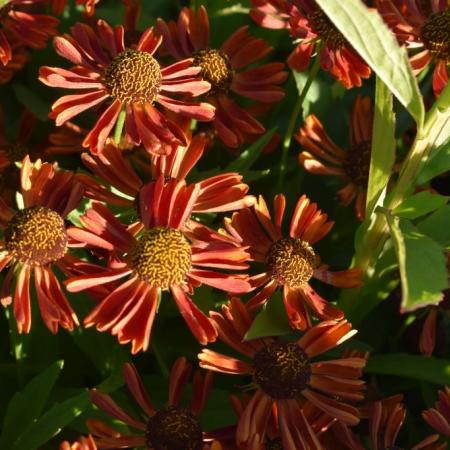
193, 48, 233, 94
309, 9, 346, 49
421, 9, 450, 63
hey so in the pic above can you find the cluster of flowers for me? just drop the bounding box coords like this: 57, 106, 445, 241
0, 0, 449, 449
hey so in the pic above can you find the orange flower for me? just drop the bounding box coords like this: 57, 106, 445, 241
198, 298, 366, 449
250, 0, 371, 88
157, 6, 287, 148
376, 0, 449, 97
223, 194, 362, 330
65, 176, 251, 352
0, 157, 84, 334
296, 96, 373, 220
88, 359, 221, 450
0, 0, 58, 65
423, 386, 450, 439
39, 20, 215, 155
59, 435, 97, 450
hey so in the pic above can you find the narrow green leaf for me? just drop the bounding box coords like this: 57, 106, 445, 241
11, 390, 90, 450
315, 0, 424, 125
366, 354, 450, 385
416, 140, 450, 184
384, 212, 448, 311
366, 76, 396, 217
417, 204, 450, 248
0, 361, 64, 449
394, 191, 449, 219
225, 128, 275, 172
244, 291, 291, 340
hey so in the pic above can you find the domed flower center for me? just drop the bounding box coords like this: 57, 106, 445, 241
5, 143, 28, 163
131, 227, 192, 289
265, 237, 316, 288
145, 406, 203, 450
0, 3, 12, 22
343, 140, 371, 188
5, 206, 68, 266
309, 9, 346, 49
421, 9, 450, 62
104, 49, 162, 103
266, 438, 283, 450
253, 342, 311, 399
193, 48, 233, 94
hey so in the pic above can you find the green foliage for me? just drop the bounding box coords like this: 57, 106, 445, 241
417, 204, 450, 248
416, 140, 450, 184
394, 192, 449, 219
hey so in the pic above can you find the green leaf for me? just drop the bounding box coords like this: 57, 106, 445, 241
366, 76, 396, 217
416, 139, 450, 184
417, 204, 450, 248
394, 191, 449, 219
0, 361, 64, 449
244, 291, 291, 340
315, 0, 424, 125
0, 0, 9, 7
224, 128, 275, 172
10, 390, 90, 450
384, 212, 448, 311
12, 84, 50, 122
366, 354, 450, 385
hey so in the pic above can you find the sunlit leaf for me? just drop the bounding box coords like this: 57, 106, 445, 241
394, 191, 449, 219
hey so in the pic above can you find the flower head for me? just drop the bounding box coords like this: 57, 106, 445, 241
250, 0, 371, 88
88, 359, 219, 450
157, 6, 287, 148
65, 176, 251, 352
223, 194, 362, 330
376, 0, 449, 97
39, 20, 215, 155
0, 156, 84, 334
296, 96, 374, 220
198, 298, 365, 449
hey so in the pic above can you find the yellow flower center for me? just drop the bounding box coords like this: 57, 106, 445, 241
193, 48, 233, 94
131, 227, 192, 289
253, 342, 311, 399
266, 237, 316, 288
104, 49, 162, 103
309, 9, 346, 49
5, 206, 68, 266
145, 406, 203, 450
421, 9, 450, 63
343, 140, 372, 188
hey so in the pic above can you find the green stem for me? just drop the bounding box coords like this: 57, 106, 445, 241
276, 49, 322, 192
114, 107, 126, 145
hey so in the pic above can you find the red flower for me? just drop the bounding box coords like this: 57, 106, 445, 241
78, 131, 255, 213
376, 0, 449, 97
65, 176, 251, 353
423, 386, 450, 439
223, 194, 362, 330
198, 298, 365, 449
0, 0, 58, 65
250, 0, 371, 88
0, 156, 84, 334
39, 20, 215, 155
0, 41, 28, 84
296, 96, 374, 220
157, 6, 287, 148
59, 435, 97, 450
88, 359, 221, 450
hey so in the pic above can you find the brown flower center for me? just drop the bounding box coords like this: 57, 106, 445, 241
193, 48, 233, 94
253, 342, 311, 399
309, 9, 346, 49
145, 406, 203, 450
131, 227, 192, 289
421, 9, 450, 63
266, 237, 316, 288
5, 143, 28, 163
0, 3, 12, 22
266, 438, 283, 450
343, 140, 372, 188
5, 206, 67, 266
104, 49, 162, 103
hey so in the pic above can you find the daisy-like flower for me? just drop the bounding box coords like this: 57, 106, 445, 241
39, 20, 215, 155
0, 0, 59, 65
376, 0, 449, 97
60, 435, 97, 450
0, 156, 83, 334
88, 359, 222, 450
250, 0, 371, 88
198, 297, 365, 449
223, 194, 362, 330
79, 132, 254, 213
0, 41, 28, 84
423, 386, 450, 439
65, 176, 250, 353
157, 6, 288, 148
296, 96, 373, 220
